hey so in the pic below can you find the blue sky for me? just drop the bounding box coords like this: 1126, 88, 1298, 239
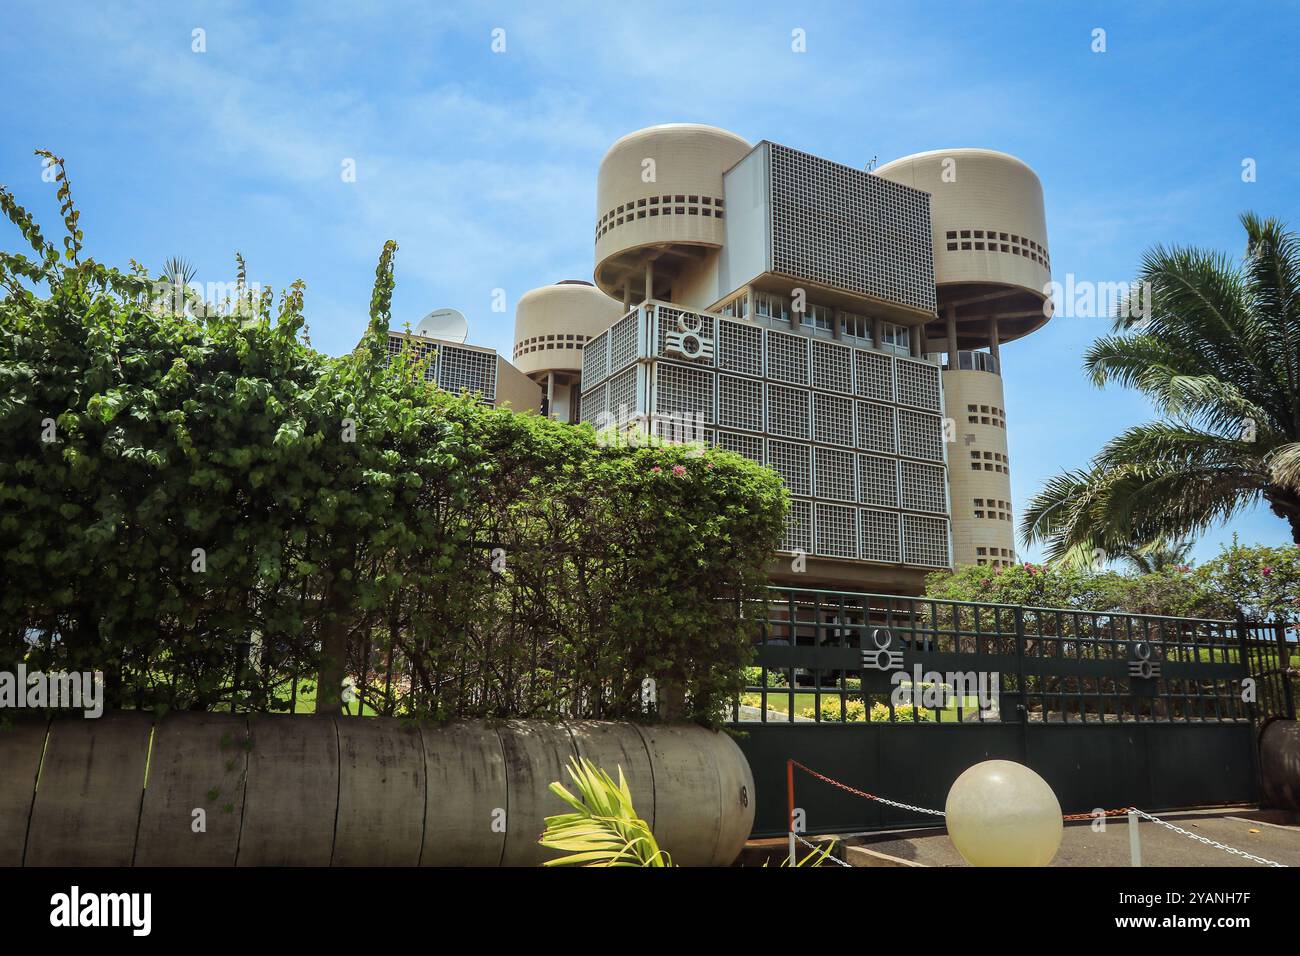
3, 1, 1297, 562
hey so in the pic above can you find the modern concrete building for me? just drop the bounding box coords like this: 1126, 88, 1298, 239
874, 149, 1052, 570
512, 124, 1052, 590
382, 331, 542, 412
512, 280, 622, 423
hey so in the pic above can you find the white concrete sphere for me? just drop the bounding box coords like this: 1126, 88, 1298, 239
945, 759, 1062, 866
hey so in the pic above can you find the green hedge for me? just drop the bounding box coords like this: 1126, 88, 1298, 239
0, 154, 787, 726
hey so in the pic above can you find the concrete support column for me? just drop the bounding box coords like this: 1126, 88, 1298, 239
622, 286, 631, 312
644, 260, 655, 304
910, 325, 922, 357
989, 314, 1001, 362
946, 305, 959, 367
872, 316, 883, 349
546, 372, 555, 420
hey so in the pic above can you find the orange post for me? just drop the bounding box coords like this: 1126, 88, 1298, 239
787, 759, 796, 865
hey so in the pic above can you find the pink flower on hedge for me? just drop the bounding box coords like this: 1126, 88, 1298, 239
650, 466, 661, 473
1262, 566, 1274, 577
672, 465, 686, 476
705, 462, 714, 470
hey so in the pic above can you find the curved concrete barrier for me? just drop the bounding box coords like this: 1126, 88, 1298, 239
1260, 718, 1300, 811
635, 723, 755, 866
333, 719, 425, 866
24, 712, 153, 866
135, 712, 248, 866
420, 720, 507, 866
0, 715, 754, 867
238, 715, 338, 866
0, 719, 51, 866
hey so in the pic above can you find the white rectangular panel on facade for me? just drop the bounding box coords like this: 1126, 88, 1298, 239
859, 508, 902, 564
766, 439, 812, 497
780, 498, 814, 554
857, 454, 900, 509
854, 349, 895, 403
813, 391, 854, 447
717, 374, 764, 432
897, 408, 945, 462
716, 430, 764, 464
902, 513, 952, 568
716, 318, 764, 378
765, 329, 810, 385
766, 382, 811, 439
814, 502, 858, 559
811, 339, 853, 394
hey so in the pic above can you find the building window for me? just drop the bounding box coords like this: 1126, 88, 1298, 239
754, 291, 788, 322
880, 322, 910, 356
799, 302, 834, 333
720, 293, 750, 318
840, 310, 871, 342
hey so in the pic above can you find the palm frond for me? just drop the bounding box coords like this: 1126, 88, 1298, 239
1266, 443, 1300, 494
1032, 216, 1300, 553
162, 255, 196, 287
538, 756, 671, 867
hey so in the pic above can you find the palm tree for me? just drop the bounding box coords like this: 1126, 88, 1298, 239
160, 256, 198, 315
1115, 537, 1196, 574
1051, 536, 1196, 574
162, 255, 196, 288
1022, 213, 1300, 560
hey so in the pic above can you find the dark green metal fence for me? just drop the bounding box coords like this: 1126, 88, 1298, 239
729, 586, 1289, 837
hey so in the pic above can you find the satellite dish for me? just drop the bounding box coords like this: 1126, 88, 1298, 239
414, 308, 468, 343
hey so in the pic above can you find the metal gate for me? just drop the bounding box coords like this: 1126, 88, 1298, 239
728, 587, 1279, 838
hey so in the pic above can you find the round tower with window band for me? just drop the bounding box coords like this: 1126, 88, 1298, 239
594, 124, 752, 308
874, 148, 1052, 568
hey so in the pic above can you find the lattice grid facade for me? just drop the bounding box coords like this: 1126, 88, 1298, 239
767, 143, 937, 315
577, 303, 952, 569
385, 334, 497, 403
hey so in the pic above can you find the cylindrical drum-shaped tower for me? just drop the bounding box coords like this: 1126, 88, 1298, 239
875, 149, 1051, 568
594, 123, 751, 304
513, 280, 623, 423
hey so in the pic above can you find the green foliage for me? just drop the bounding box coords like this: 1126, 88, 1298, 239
925, 561, 1231, 620
0, 152, 786, 724
1021, 214, 1300, 558
1198, 538, 1300, 625
539, 757, 671, 866
929, 541, 1300, 625
798, 699, 932, 723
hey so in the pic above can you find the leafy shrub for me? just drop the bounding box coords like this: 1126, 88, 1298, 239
924, 562, 1230, 620
0, 153, 787, 725
797, 698, 932, 723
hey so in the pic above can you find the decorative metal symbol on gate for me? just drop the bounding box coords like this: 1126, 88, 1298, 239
1127, 641, 1161, 680
861, 627, 904, 672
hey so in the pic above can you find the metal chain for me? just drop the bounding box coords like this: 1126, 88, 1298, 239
793, 832, 854, 867
792, 761, 1288, 867
1127, 807, 1287, 868
1062, 807, 1131, 821
792, 760, 945, 816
